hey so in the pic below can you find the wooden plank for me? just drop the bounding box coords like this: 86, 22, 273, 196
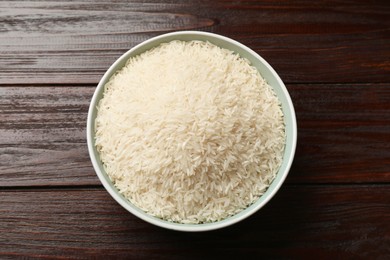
289, 84, 390, 183
1, 84, 389, 187
0, 186, 389, 258
0, 1, 389, 84
0, 86, 99, 186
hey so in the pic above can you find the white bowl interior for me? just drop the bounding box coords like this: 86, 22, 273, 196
87, 31, 297, 232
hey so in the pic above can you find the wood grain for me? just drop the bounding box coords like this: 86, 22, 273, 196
290, 84, 390, 183
1, 84, 389, 187
0, 86, 97, 186
0, 186, 389, 258
0, 0, 389, 84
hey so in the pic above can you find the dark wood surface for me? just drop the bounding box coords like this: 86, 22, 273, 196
0, 0, 389, 258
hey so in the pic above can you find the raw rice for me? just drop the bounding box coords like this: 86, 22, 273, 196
95, 40, 285, 224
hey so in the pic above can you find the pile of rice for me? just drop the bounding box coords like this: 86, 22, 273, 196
95, 40, 285, 224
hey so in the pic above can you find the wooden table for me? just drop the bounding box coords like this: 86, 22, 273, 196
1, 1, 389, 258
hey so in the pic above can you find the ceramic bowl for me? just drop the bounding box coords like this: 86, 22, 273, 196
87, 31, 297, 232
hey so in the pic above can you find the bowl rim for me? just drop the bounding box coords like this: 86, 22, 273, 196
87, 30, 297, 232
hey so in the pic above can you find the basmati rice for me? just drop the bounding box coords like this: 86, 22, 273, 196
95, 40, 285, 224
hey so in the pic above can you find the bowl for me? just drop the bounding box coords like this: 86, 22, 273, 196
87, 31, 297, 232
